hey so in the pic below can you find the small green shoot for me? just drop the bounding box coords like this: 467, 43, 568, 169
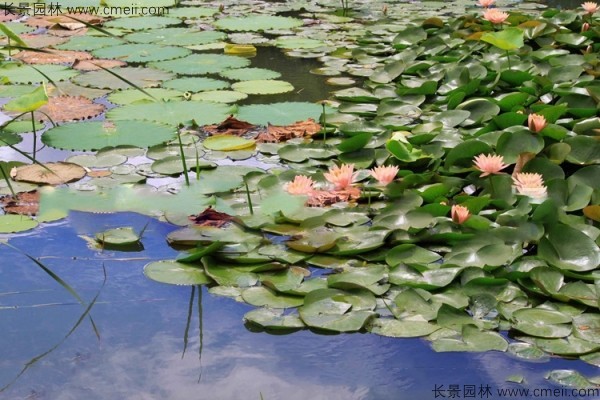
177, 133, 190, 186
244, 177, 254, 215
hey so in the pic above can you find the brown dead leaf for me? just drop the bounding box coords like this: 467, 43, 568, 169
25, 14, 104, 29
87, 170, 112, 178
13, 49, 92, 64
38, 96, 105, 122
72, 58, 127, 71
189, 206, 235, 227
0, 190, 39, 215
47, 26, 88, 37
4, 34, 68, 49
203, 115, 257, 136
0, 12, 21, 22
11, 162, 86, 185
256, 119, 321, 143
306, 187, 361, 207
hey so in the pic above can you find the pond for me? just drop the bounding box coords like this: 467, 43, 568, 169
1, 0, 600, 398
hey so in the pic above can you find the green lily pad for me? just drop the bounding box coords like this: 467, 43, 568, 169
42, 120, 176, 151
241, 286, 304, 308
72, 67, 173, 90
232, 80, 294, 95
244, 308, 305, 330
107, 88, 183, 105
386, 244, 441, 266
104, 16, 181, 31
125, 28, 225, 46
298, 288, 376, 332
106, 101, 233, 127
237, 102, 324, 125
219, 67, 281, 81
191, 90, 248, 103
481, 27, 524, 51
92, 44, 191, 63
95, 227, 141, 245
143, 260, 212, 286
3, 85, 48, 113
0, 63, 78, 84
0, 215, 38, 233
162, 77, 230, 93
432, 325, 508, 352
214, 15, 303, 32
203, 135, 255, 151
369, 318, 440, 338
151, 53, 250, 75
538, 224, 600, 272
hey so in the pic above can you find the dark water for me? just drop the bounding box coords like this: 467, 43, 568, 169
1, 212, 598, 400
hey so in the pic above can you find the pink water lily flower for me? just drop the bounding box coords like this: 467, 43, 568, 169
451, 205, 471, 224
285, 175, 315, 195
513, 172, 547, 199
478, 0, 496, 7
473, 154, 509, 177
483, 8, 509, 24
370, 165, 399, 186
528, 113, 547, 133
582, 2, 599, 13
324, 163, 357, 190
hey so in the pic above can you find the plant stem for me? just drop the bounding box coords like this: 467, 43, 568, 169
505, 50, 511, 70
321, 103, 327, 143
244, 178, 254, 215
177, 133, 190, 186
30, 111, 37, 162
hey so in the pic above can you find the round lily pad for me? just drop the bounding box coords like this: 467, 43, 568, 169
151, 54, 250, 75
274, 36, 325, 49
104, 16, 181, 31
244, 308, 305, 330
144, 260, 212, 286
0, 63, 79, 84
191, 90, 248, 103
72, 67, 173, 89
203, 135, 255, 151
11, 162, 87, 185
232, 80, 294, 95
42, 120, 176, 151
0, 215, 39, 233
237, 102, 324, 125
106, 101, 233, 126
162, 77, 230, 93
219, 67, 281, 81
125, 28, 225, 46
214, 15, 303, 32
107, 88, 183, 105
241, 286, 304, 308
55, 35, 123, 51
92, 43, 191, 63
95, 227, 140, 245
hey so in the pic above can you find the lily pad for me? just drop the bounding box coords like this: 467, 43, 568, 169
203, 135, 255, 151
241, 286, 304, 308
11, 162, 86, 185
95, 227, 141, 246
43, 120, 176, 151
92, 43, 191, 63
214, 15, 303, 32
151, 53, 250, 75
369, 318, 440, 338
244, 308, 305, 330
232, 80, 294, 95
0, 215, 39, 233
144, 260, 212, 286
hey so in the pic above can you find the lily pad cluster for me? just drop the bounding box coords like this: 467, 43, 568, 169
0, 0, 598, 374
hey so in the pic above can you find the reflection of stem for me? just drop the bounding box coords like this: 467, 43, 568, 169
182, 286, 195, 359
505, 50, 511, 70
321, 103, 327, 143
0, 265, 105, 393
30, 111, 37, 162
197, 286, 203, 383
